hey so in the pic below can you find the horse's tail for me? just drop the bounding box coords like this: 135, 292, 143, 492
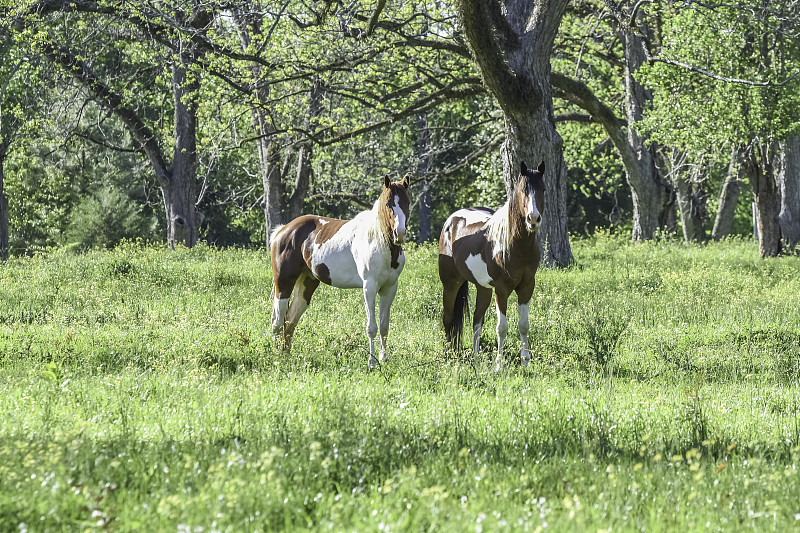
448, 281, 470, 349
269, 224, 286, 251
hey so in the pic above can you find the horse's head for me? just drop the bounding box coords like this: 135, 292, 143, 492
515, 161, 545, 234
382, 174, 411, 245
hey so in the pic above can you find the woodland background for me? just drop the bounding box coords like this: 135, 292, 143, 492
0, 0, 799, 262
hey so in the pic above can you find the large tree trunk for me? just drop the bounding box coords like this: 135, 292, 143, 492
712, 146, 742, 240
778, 135, 800, 250
165, 59, 200, 248
456, 0, 573, 267
623, 24, 671, 242
416, 112, 432, 243
745, 143, 782, 257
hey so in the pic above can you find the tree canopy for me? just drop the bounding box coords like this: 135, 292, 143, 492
1, 0, 798, 258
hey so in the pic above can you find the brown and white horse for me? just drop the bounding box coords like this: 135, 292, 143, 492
439, 161, 545, 370
270, 174, 411, 368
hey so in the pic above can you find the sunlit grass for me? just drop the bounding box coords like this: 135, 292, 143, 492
1, 235, 799, 531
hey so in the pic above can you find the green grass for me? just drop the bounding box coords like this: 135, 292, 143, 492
1, 235, 800, 531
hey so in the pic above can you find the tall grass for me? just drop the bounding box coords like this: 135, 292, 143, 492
1, 235, 799, 531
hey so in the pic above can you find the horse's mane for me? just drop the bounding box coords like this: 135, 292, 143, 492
485, 179, 525, 258
363, 186, 394, 246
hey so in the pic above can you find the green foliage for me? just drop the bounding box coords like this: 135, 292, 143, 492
65, 185, 157, 250
639, 1, 800, 149
1, 240, 800, 530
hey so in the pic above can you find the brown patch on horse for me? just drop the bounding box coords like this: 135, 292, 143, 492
300, 275, 320, 303
314, 262, 332, 285
390, 244, 402, 269
313, 218, 348, 245
271, 217, 317, 298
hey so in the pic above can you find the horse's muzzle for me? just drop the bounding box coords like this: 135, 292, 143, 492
393, 228, 407, 244
526, 213, 542, 233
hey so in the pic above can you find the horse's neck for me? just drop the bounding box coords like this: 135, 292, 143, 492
506, 201, 539, 254
359, 203, 391, 246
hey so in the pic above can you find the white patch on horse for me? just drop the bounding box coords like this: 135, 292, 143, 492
465, 253, 493, 288
526, 184, 540, 232
518, 302, 531, 366
309, 219, 362, 288
319, 219, 329, 225
392, 194, 407, 240
457, 208, 491, 226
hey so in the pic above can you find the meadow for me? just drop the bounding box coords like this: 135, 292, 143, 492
1, 234, 799, 532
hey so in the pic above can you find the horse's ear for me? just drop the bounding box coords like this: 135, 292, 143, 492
537, 160, 545, 175
401, 173, 410, 189
383, 175, 391, 189
520, 161, 528, 174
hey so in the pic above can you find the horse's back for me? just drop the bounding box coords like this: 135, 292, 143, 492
439, 207, 493, 256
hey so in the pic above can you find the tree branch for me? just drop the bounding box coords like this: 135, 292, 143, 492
305, 191, 373, 210
649, 57, 800, 87
42, 42, 170, 186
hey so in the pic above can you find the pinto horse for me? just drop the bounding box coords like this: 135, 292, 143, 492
439, 161, 545, 369
270, 174, 411, 368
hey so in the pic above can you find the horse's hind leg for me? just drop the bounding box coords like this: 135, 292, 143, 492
283, 273, 320, 351
271, 272, 298, 350
441, 279, 465, 354
271, 295, 290, 349
472, 286, 493, 359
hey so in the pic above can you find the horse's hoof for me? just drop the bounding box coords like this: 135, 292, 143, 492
368, 357, 378, 370
521, 356, 530, 367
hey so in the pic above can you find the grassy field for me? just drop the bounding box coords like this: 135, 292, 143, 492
1, 235, 799, 531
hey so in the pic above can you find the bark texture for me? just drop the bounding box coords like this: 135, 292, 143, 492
166, 58, 200, 248
745, 143, 782, 257
622, 24, 671, 241
39, 3, 207, 248
456, 0, 573, 267
778, 135, 800, 249
550, 16, 671, 244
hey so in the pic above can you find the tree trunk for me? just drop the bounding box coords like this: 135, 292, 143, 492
778, 135, 800, 249
0, 143, 8, 261
456, 0, 573, 267
233, 6, 284, 246
623, 25, 670, 242
549, 16, 670, 244
501, 112, 572, 266
416, 112, 432, 243
674, 156, 708, 244
165, 59, 200, 248
712, 146, 741, 240
288, 81, 323, 221
745, 143, 782, 257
